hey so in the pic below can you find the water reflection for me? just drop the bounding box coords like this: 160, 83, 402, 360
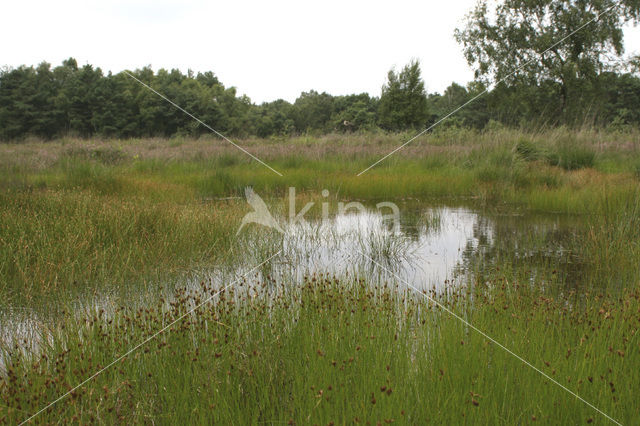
1, 204, 585, 369
269, 207, 489, 292
256, 205, 584, 295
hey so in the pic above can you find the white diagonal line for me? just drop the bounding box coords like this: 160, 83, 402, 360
357, 1, 621, 176
357, 250, 622, 425
19, 250, 283, 425
124, 71, 283, 177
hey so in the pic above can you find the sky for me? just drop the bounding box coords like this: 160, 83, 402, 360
3, 0, 640, 104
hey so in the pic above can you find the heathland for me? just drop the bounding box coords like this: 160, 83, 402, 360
1, 128, 639, 424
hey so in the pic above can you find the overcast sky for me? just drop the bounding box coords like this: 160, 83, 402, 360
3, 0, 640, 104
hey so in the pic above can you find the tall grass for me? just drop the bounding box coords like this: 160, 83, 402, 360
1, 274, 638, 424
578, 190, 640, 287
0, 129, 639, 424
0, 128, 638, 308
0, 189, 243, 308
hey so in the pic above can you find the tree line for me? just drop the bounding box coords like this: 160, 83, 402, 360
1, 0, 639, 141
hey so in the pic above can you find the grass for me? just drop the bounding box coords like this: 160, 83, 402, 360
0, 189, 245, 309
0, 128, 636, 306
1, 274, 638, 424
515, 135, 597, 171
0, 128, 639, 424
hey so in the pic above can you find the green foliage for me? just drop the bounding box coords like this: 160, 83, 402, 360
455, 0, 637, 87
0, 60, 386, 140
3, 50, 640, 140
455, 0, 640, 125
378, 60, 429, 131
596, 72, 640, 127
254, 99, 295, 137
291, 90, 335, 133
0, 61, 253, 140
426, 82, 489, 128
333, 93, 378, 132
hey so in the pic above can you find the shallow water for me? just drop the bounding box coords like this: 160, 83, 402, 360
270, 207, 487, 292
1, 204, 583, 367
262, 205, 580, 294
